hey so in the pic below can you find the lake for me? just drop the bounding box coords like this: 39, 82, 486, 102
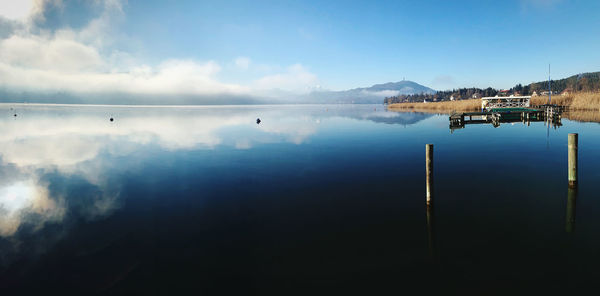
1, 104, 599, 294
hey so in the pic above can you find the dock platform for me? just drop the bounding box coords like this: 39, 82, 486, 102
449, 106, 564, 130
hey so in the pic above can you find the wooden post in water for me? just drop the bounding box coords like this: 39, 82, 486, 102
568, 133, 578, 188
426, 144, 434, 207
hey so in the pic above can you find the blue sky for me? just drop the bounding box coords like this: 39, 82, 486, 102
0, 0, 599, 100
121, 0, 600, 89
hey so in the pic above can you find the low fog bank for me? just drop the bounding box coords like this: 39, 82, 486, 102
0, 90, 276, 105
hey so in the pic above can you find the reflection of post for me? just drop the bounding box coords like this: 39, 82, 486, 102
568, 133, 578, 188
566, 187, 577, 233
426, 144, 434, 207
426, 144, 435, 261
426, 205, 435, 260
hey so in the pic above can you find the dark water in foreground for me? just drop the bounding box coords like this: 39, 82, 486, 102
1, 104, 600, 294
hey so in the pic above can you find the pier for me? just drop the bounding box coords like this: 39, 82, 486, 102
449, 105, 565, 130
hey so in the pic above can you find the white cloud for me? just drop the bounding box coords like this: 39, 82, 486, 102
0, 0, 321, 101
0, 0, 35, 20
255, 63, 318, 92
0, 0, 252, 96
234, 56, 251, 70
0, 32, 251, 94
0, 34, 104, 72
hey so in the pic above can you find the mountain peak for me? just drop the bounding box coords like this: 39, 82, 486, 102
302, 80, 436, 104
363, 80, 435, 93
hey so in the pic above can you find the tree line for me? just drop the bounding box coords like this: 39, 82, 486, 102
384, 87, 498, 104
526, 72, 600, 93
385, 71, 600, 104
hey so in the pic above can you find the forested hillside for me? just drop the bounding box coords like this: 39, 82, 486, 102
385, 72, 600, 104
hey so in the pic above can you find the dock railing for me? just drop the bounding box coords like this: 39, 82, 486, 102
481, 96, 532, 111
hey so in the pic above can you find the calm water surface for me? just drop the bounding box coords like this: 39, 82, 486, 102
1, 104, 600, 294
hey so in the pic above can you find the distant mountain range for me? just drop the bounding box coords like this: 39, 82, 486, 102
299, 80, 436, 104
0, 80, 436, 105
3, 72, 598, 105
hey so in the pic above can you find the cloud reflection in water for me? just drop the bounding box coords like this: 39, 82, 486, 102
0, 105, 430, 239
0, 179, 64, 237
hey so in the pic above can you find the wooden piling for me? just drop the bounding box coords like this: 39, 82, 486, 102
568, 133, 578, 188
426, 144, 433, 207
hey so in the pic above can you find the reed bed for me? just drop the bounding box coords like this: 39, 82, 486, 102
531, 95, 573, 106
387, 99, 480, 112
531, 92, 600, 110
388, 91, 600, 113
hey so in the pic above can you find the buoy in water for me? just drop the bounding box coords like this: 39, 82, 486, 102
13, 113, 17, 117
256, 118, 261, 124
110, 117, 114, 122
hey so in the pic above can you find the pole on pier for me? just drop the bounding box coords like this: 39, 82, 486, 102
568, 133, 578, 188
426, 144, 434, 207
566, 187, 577, 233
548, 64, 552, 105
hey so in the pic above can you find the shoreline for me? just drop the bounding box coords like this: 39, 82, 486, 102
387, 92, 600, 123
387, 92, 600, 112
